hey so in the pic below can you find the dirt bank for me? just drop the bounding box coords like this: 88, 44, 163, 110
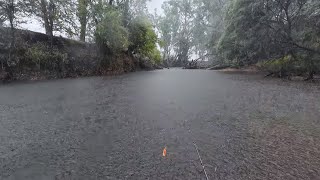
0, 27, 157, 82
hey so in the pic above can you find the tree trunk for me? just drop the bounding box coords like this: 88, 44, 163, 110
122, 0, 130, 27
48, 0, 56, 46
40, 0, 54, 46
79, 21, 87, 42
7, 0, 15, 67
40, 0, 52, 37
5, 0, 15, 81
78, 0, 88, 42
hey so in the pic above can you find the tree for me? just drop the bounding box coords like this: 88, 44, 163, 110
128, 16, 161, 63
0, 1, 14, 29
193, 0, 230, 62
217, 0, 320, 78
128, 17, 158, 56
0, 0, 17, 42
158, 0, 195, 66
0, 0, 23, 69
218, 0, 271, 65
23, 0, 76, 38
124, 0, 150, 17
157, 15, 173, 62
77, 0, 90, 41
157, 0, 230, 66
95, 8, 129, 55
114, 0, 150, 27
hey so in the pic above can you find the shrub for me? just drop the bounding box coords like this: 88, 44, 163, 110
95, 9, 129, 55
258, 54, 320, 77
128, 17, 162, 64
25, 43, 68, 71
149, 48, 162, 65
261, 56, 291, 72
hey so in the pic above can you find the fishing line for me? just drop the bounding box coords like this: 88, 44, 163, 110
187, 124, 210, 180
193, 142, 209, 180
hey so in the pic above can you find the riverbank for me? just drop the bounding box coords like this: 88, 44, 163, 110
214, 65, 260, 73
209, 65, 320, 82
0, 27, 160, 83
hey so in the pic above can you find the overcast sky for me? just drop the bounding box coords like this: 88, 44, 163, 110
21, 0, 166, 34
148, 0, 166, 14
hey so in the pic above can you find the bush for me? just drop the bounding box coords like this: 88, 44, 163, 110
258, 54, 320, 77
149, 48, 162, 65
95, 9, 129, 55
260, 56, 291, 72
25, 43, 68, 71
128, 17, 162, 64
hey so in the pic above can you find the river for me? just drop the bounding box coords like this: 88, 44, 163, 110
1, 69, 320, 179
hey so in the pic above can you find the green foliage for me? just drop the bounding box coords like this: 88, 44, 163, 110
149, 48, 162, 65
128, 17, 162, 64
217, 0, 320, 76
258, 54, 320, 76
158, 0, 194, 65
25, 43, 68, 70
77, 0, 90, 41
259, 56, 293, 73
157, 0, 231, 65
22, 0, 77, 37
218, 0, 269, 66
95, 8, 129, 54
129, 18, 157, 55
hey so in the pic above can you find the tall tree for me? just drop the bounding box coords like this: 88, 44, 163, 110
193, 0, 230, 61
0, 0, 15, 32
218, 0, 320, 77
23, 0, 76, 38
159, 0, 195, 66
39, 0, 54, 37
157, 15, 173, 62
0, 0, 23, 69
77, 0, 90, 42
157, 0, 230, 66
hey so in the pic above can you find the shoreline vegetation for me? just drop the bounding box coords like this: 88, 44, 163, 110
0, 1, 163, 83
158, 0, 320, 81
0, 27, 163, 83
1, 0, 319, 83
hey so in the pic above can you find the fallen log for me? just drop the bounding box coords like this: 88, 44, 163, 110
207, 65, 230, 70
264, 72, 274, 77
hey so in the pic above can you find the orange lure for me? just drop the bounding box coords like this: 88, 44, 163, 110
163, 147, 167, 157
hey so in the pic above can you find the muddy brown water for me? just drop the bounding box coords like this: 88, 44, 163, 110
1, 69, 320, 180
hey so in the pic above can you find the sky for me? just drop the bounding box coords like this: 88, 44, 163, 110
21, 0, 166, 34
148, 0, 166, 14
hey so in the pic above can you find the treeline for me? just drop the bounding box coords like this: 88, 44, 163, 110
157, 0, 320, 78
0, 0, 161, 78
218, 0, 320, 79
156, 0, 230, 67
